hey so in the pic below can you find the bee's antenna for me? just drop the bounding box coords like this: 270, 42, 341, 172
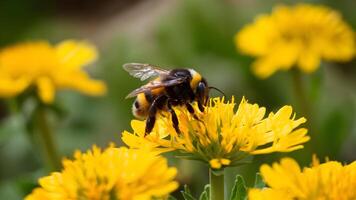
209, 86, 226, 97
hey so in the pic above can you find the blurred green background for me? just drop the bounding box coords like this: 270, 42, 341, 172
0, 0, 355, 199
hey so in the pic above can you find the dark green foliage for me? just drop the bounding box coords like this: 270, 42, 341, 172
253, 173, 265, 189
199, 184, 210, 200
181, 185, 197, 200
168, 195, 178, 200
230, 175, 247, 200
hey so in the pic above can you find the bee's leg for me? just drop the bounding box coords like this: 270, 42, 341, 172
167, 100, 180, 134
198, 101, 204, 112
185, 103, 202, 122
185, 102, 195, 113
145, 95, 168, 135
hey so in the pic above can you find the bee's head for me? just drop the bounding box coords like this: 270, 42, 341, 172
189, 69, 224, 109
196, 79, 226, 110
196, 78, 209, 106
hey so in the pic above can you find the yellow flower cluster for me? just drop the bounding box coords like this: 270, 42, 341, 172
249, 157, 356, 200
122, 97, 309, 169
0, 40, 106, 103
25, 146, 178, 200
235, 4, 356, 78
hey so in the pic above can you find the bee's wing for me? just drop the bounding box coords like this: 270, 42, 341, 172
125, 78, 186, 98
123, 63, 170, 81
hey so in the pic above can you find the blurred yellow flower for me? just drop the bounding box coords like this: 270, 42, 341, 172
122, 97, 309, 169
0, 40, 106, 103
235, 4, 356, 78
249, 157, 356, 200
25, 146, 178, 200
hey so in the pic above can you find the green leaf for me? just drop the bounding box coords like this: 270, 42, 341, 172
253, 173, 265, 189
199, 184, 210, 200
46, 102, 68, 119
230, 175, 247, 200
167, 195, 178, 200
181, 185, 197, 200
211, 168, 225, 176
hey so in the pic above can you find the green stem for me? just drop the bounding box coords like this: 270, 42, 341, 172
6, 98, 19, 114
291, 70, 311, 118
210, 168, 224, 200
36, 106, 61, 171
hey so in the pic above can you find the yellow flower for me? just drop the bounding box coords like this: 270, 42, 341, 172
209, 158, 231, 169
235, 4, 356, 78
249, 157, 356, 200
122, 96, 309, 169
25, 145, 178, 200
0, 40, 106, 103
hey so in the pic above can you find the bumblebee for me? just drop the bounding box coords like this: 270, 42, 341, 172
124, 63, 211, 135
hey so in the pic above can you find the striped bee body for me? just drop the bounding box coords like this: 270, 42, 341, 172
124, 64, 209, 134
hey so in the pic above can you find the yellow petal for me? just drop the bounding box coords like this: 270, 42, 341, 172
55, 71, 106, 96
131, 120, 146, 136
260, 158, 301, 190
249, 188, 293, 200
36, 77, 55, 104
298, 50, 321, 73
235, 15, 278, 56
0, 76, 30, 97
24, 188, 50, 200
252, 57, 280, 79
220, 158, 231, 166
209, 159, 222, 169
55, 40, 98, 69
